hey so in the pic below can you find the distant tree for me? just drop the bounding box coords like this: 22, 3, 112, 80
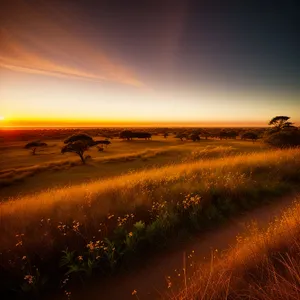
226, 130, 238, 139
96, 140, 111, 148
120, 130, 133, 140
190, 133, 200, 141
62, 134, 105, 163
268, 116, 290, 130
175, 133, 187, 141
24, 141, 48, 155
241, 132, 258, 142
219, 130, 228, 140
201, 130, 210, 140
163, 132, 169, 138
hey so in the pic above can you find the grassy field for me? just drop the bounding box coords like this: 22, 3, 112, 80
0, 137, 268, 198
171, 195, 300, 300
0, 136, 300, 299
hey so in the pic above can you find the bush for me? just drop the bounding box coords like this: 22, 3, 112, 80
265, 130, 300, 148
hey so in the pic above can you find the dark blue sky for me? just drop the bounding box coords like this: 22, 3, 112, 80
69, 0, 300, 90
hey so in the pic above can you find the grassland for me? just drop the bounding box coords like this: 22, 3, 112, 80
0, 136, 300, 299
0, 137, 267, 198
171, 195, 300, 300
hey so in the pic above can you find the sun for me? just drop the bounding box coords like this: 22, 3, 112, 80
0, 116, 4, 120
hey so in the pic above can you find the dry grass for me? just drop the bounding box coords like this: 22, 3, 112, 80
1, 147, 300, 298
0, 145, 239, 189
1, 148, 300, 249
171, 196, 300, 300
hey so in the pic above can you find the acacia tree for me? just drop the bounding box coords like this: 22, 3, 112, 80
62, 134, 104, 163
24, 141, 48, 155
268, 116, 290, 130
61, 141, 89, 164
64, 133, 94, 144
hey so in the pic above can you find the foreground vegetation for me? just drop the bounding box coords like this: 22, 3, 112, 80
171, 195, 300, 300
1, 147, 300, 298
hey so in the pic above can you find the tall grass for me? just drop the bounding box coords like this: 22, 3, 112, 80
1, 148, 300, 298
171, 196, 300, 300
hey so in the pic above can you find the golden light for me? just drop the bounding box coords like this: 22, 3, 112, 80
0, 116, 5, 121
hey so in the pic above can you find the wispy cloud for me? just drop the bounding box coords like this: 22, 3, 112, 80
0, 1, 144, 87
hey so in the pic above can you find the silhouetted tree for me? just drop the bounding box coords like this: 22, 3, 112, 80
119, 130, 152, 140
190, 133, 200, 141
268, 116, 290, 130
62, 134, 105, 163
163, 132, 169, 138
201, 130, 210, 140
96, 140, 111, 148
226, 130, 238, 139
24, 141, 48, 155
64, 133, 94, 144
61, 141, 89, 164
175, 133, 187, 141
219, 130, 228, 140
241, 132, 258, 142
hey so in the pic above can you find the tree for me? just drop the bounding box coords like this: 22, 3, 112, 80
175, 133, 187, 141
24, 141, 48, 155
201, 130, 210, 140
190, 133, 200, 141
62, 134, 104, 163
226, 130, 238, 139
219, 130, 228, 140
119, 130, 133, 140
64, 133, 93, 144
241, 132, 258, 142
61, 141, 89, 164
163, 132, 169, 138
268, 116, 290, 130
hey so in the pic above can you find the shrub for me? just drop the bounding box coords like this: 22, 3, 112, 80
265, 130, 300, 148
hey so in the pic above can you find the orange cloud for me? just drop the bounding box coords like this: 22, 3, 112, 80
0, 0, 144, 87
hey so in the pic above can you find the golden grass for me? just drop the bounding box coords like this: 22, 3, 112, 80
171, 196, 300, 300
0, 145, 233, 189
1, 148, 299, 249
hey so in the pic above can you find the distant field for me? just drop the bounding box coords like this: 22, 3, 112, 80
0, 137, 268, 198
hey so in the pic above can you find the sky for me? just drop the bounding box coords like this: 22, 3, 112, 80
0, 0, 299, 127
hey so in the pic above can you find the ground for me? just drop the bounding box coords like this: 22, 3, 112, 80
0, 136, 267, 199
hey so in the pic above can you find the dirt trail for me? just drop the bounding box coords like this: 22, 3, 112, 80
67, 195, 297, 300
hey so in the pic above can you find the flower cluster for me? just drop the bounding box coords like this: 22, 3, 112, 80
86, 240, 104, 252
117, 213, 135, 227
24, 274, 34, 285
72, 220, 80, 233
180, 194, 201, 210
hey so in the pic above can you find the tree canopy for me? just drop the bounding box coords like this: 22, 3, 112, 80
268, 116, 290, 130
64, 134, 93, 144
24, 141, 48, 155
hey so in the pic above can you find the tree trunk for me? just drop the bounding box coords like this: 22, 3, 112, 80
32, 148, 36, 155
77, 152, 85, 164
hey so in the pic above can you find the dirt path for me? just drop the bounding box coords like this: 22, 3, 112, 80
65, 195, 298, 300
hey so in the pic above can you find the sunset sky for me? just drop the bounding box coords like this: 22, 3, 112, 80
0, 0, 299, 127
